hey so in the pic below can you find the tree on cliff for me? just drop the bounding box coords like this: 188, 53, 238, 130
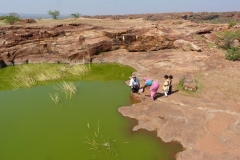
71, 13, 81, 18
48, 10, 60, 19
9, 12, 20, 18
1, 13, 20, 25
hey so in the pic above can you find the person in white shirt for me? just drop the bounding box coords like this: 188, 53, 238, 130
129, 75, 140, 93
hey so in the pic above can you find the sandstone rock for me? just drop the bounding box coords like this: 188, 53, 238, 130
15, 19, 37, 25
233, 40, 240, 47
195, 27, 212, 34
130, 92, 142, 102
233, 24, 240, 29
204, 33, 218, 43
0, 58, 6, 68
78, 35, 85, 44
3, 59, 14, 66
213, 25, 229, 32
182, 75, 197, 91
173, 39, 201, 52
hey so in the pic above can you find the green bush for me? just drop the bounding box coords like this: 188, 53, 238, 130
48, 10, 60, 19
3, 15, 20, 24
229, 22, 237, 28
225, 47, 240, 61
71, 13, 81, 18
0, 16, 7, 20
217, 30, 240, 49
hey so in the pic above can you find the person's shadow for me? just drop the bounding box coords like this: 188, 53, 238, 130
154, 90, 179, 100
171, 90, 179, 94
145, 92, 164, 99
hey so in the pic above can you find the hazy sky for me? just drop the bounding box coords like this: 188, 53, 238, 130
1, 0, 240, 15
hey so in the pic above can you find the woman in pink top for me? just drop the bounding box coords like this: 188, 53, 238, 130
143, 77, 160, 101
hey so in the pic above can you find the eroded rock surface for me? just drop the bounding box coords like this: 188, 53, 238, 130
0, 19, 223, 67
1, 18, 240, 160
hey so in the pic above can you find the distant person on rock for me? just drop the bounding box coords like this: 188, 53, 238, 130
168, 75, 173, 95
162, 75, 170, 97
142, 77, 159, 101
129, 74, 140, 93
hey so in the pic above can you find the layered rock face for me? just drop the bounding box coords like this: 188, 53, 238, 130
0, 24, 110, 67
0, 21, 209, 68
85, 11, 240, 23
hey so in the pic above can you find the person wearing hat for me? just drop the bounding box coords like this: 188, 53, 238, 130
129, 74, 140, 93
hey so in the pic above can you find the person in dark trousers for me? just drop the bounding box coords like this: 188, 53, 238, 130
129, 75, 140, 93
168, 75, 173, 95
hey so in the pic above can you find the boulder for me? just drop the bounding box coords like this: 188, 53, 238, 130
195, 27, 212, 34
15, 19, 37, 25
182, 75, 197, 91
173, 39, 201, 52
204, 33, 218, 43
233, 40, 240, 47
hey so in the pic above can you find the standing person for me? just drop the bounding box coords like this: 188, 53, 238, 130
162, 75, 170, 97
143, 77, 159, 101
129, 74, 140, 93
168, 75, 173, 95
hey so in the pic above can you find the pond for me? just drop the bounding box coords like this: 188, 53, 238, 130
0, 63, 183, 160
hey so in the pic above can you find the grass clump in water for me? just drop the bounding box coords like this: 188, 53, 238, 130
11, 63, 91, 89
55, 81, 77, 99
49, 93, 60, 104
84, 122, 118, 158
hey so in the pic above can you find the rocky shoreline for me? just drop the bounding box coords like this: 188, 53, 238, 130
1, 18, 240, 160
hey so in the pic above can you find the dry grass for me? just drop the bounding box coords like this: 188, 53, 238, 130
0, 17, 153, 28
84, 122, 118, 158
11, 63, 91, 89
49, 93, 60, 104
66, 64, 91, 77
55, 81, 77, 99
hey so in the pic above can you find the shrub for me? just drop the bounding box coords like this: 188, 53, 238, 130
9, 12, 20, 18
217, 30, 240, 49
71, 13, 81, 18
0, 16, 7, 20
229, 22, 237, 28
3, 15, 20, 24
48, 10, 60, 19
225, 47, 240, 61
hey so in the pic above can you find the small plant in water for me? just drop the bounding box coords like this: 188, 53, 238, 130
55, 81, 77, 99
49, 93, 60, 104
84, 122, 118, 158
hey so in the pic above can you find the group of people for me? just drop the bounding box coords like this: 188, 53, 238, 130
129, 74, 173, 101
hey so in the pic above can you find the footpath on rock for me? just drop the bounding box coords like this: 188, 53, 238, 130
1, 18, 240, 160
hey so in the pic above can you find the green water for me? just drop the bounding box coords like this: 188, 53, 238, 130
0, 63, 183, 160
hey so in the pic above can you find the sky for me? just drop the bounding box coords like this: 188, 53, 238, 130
1, 0, 240, 16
